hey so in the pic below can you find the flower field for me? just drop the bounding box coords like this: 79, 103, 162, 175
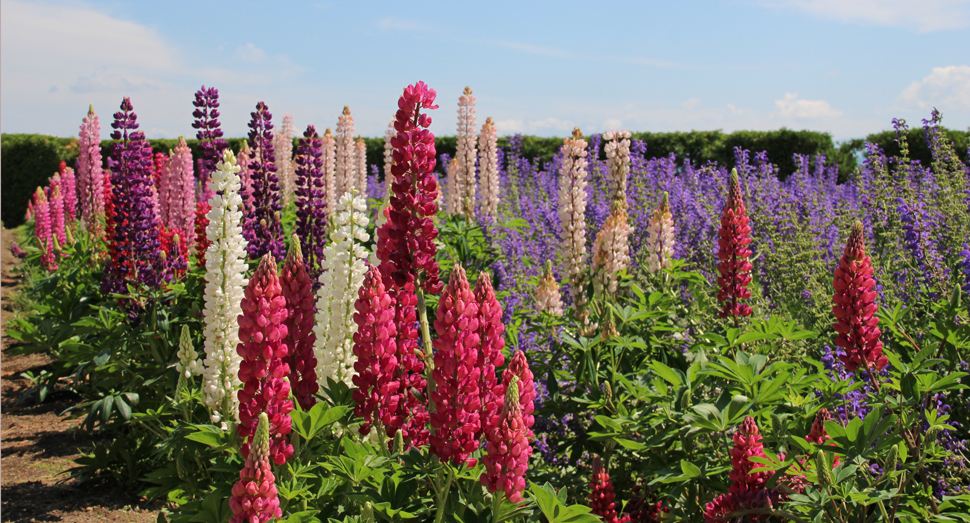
5, 80, 970, 523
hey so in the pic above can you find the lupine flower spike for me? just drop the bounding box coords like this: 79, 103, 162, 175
603, 129, 631, 209
474, 272, 506, 441
589, 457, 629, 523
704, 417, 782, 522
77, 105, 105, 236
557, 128, 590, 318
716, 168, 753, 320
274, 114, 295, 205
335, 106, 357, 197
591, 200, 632, 299
833, 221, 887, 373
237, 253, 294, 465
176, 325, 202, 383
478, 117, 500, 219
244, 102, 285, 261
481, 351, 535, 504
455, 86, 478, 218
229, 413, 282, 523
646, 192, 675, 274
322, 128, 337, 225
293, 125, 327, 279
281, 236, 319, 410
351, 265, 399, 439
535, 260, 564, 316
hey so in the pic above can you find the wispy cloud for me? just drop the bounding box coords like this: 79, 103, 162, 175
895, 65, 970, 110
760, 0, 970, 32
773, 93, 843, 118
376, 16, 426, 31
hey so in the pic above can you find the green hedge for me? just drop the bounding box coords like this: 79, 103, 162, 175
1, 134, 79, 228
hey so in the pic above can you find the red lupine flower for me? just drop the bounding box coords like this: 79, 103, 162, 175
194, 200, 211, 267
352, 265, 399, 438
281, 236, 319, 410
833, 221, 887, 372
375, 81, 443, 294
237, 254, 294, 466
806, 408, 832, 445
589, 457, 630, 523
385, 283, 430, 448
229, 412, 282, 523
430, 264, 482, 465
627, 483, 669, 523
481, 378, 531, 503
705, 417, 786, 522
716, 169, 753, 319
158, 228, 188, 281
474, 272, 506, 442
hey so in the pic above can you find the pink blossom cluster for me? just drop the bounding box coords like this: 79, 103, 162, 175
158, 137, 197, 249
77, 105, 105, 234
280, 238, 319, 410
351, 266, 400, 438
705, 417, 785, 522
229, 413, 282, 523
480, 351, 535, 503
833, 222, 887, 372
716, 170, 754, 319
588, 457, 630, 523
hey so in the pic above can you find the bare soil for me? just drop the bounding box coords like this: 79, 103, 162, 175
1, 227, 159, 523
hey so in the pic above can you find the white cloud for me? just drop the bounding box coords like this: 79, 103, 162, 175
896, 65, 970, 110
377, 17, 424, 31
494, 117, 575, 135
681, 98, 703, 110
773, 93, 843, 118
236, 43, 267, 63
761, 0, 970, 32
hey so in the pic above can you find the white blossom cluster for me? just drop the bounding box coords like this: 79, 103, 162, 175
556, 128, 589, 304
603, 130, 631, 207
646, 195, 675, 274
314, 191, 370, 388
478, 117, 500, 219
201, 149, 249, 426
175, 324, 202, 379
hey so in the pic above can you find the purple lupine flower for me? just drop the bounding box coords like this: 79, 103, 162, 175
192, 85, 228, 180
294, 125, 327, 280
102, 97, 165, 295
959, 244, 970, 295
244, 102, 285, 261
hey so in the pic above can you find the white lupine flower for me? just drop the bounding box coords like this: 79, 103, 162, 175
314, 191, 370, 388
383, 117, 395, 196
557, 127, 589, 305
355, 137, 368, 198
175, 325, 203, 379
603, 130, 631, 208
592, 203, 632, 299
455, 86, 478, 218
201, 149, 249, 426
535, 261, 564, 316
478, 117, 500, 219
370, 191, 390, 267
646, 193, 675, 274
335, 106, 356, 198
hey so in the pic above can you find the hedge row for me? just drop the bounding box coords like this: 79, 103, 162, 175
4, 128, 967, 228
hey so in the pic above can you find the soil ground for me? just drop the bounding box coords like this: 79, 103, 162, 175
1, 226, 159, 523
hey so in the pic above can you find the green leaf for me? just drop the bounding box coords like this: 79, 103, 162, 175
680, 460, 702, 478
114, 395, 131, 420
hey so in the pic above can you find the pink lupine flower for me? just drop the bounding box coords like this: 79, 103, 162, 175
237, 254, 295, 466
535, 261, 564, 316
445, 156, 461, 216
387, 283, 430, 448
589, 457, 629, 523
716, 169, 754, 320
281, 236, 319, 410
591, 201, 632, 299
474, 272, 506, 441
351, 266, 399, 438
478, 117, 499, 219
705, 416, 784, 522
48, 180, 67, 250
645, 192, 675, 274
335, 106, 356, 197
430, 264, 483, 464
77, 105, 105, 234
603, 130, 631, 208
161, 138, 196, 250
806, 408, 832, 445
33, 188, 56, 272
557, 128, 590, 310
229, 412, 282, 523
833, 222, 887, 372
355, 137, 368, 198
61, 167, 77, 224
481, 369, 533, 503
321, 128, 337, 224
455, 86, 478, 218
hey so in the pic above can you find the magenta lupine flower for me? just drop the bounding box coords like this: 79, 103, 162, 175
165, 137, 197, 250
351, 265, 399, 438
244, 102, 285, 261
705, 417, 784, 523
375, 81, 443, 294
236, 254, 294, 465
716, 169, 754, 319
193, 85, 228, 179
293, 125, 327, 279
474, 272, 506, 441
588, 457, 626, 523
102, 97, 165, 294
481, 352, 535, 504
77, 105, 105, 234
430, 264, 483, 465
48, 181, 67, 250
229, 412, 282, 523
833, 222, 887, 372
61, 167, 77, 224
281, 237, 319, 410
33, 188, 56, 272
388, 284, 430, 448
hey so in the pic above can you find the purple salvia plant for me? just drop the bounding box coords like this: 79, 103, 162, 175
244, 101, 285, 261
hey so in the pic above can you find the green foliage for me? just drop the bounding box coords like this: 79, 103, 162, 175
0, 133, 78, 227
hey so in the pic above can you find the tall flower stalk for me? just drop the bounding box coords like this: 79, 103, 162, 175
244, 102, 285, 261
455, 86, 478, 218
294, 125, 327, 279
535, 261, 564, 316
833, 222, 887, 373
229, 413, 282, 523
474, 272, 506, 441
160, 137, 197, 249
716, 169, 754, 321
478, 117, 499, 219
274, 114, 295, 205
201, 150, 249, 427
281, 236, 319, 411
335, 106, 357, 197
322, 128, 338, 224
77, 105, 105, 236
591, 201, 632, 300
481, 351, 535, 505
603, 130, 631, 208
355, 137, 368, 197
314, 192, 370, 389
351, 266, 398, 444
558, 128, 590, 319
192, 85, 228, 180
645, 193, 675, 274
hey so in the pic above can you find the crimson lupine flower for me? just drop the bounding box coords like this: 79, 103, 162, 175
481, 378, 531, 503
375, 81, 443, 294
102, 97, 165, 294
430, 264, 482, 465
229, 412, 282, 523
194, 200, 211, 268
474, 272, 506, 441
237, 254, 294, 465
589, 457, 629, 523
281, 237, 319, 410
705, 417, 782, 522
293, 125, 327, 280
244, 102, 285, 261
387, 284, 430, 448
833, 222, 887, 372
806, 408, 832, 445
352, 265, 399, 438
716, 169, 753, 319
159, 229, 188, 282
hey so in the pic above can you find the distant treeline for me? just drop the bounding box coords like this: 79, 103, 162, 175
3, 128, 968, 228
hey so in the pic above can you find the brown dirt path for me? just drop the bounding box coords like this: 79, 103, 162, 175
1, 226, 158, 523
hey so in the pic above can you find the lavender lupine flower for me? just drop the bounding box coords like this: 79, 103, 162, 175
294, 125, 327, 279
244, 102, 285, 261
455, 86, 478, 218
479, 117, 499, 219
192, 85, 228, 180
102, 97, 165, 295
77, 105, 105, 235
274, 114, 295, 205
335, 106, 357, 198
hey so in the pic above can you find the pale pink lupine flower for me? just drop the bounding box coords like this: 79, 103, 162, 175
455, 86, 478, 218
557, 127, 590, 307
237, 142, 254, 219
535, 260, 564, 316
77, 105, 105, 234
355, 137, 367, 196
335, 106, 356, 197
603, 130, 631, 209
445, 156, 461, 215
478, 117, 499, 219
646, 193, 675, 274
48, 178, 67, 249
274, 114, 295, 205
322, 128, 337, 223
169, 137, 197, 249
591, 202, 632, 299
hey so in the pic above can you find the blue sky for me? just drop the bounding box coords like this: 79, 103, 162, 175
2, 0, 968, 141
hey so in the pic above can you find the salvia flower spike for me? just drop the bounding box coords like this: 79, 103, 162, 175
832, 221, 887, 372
